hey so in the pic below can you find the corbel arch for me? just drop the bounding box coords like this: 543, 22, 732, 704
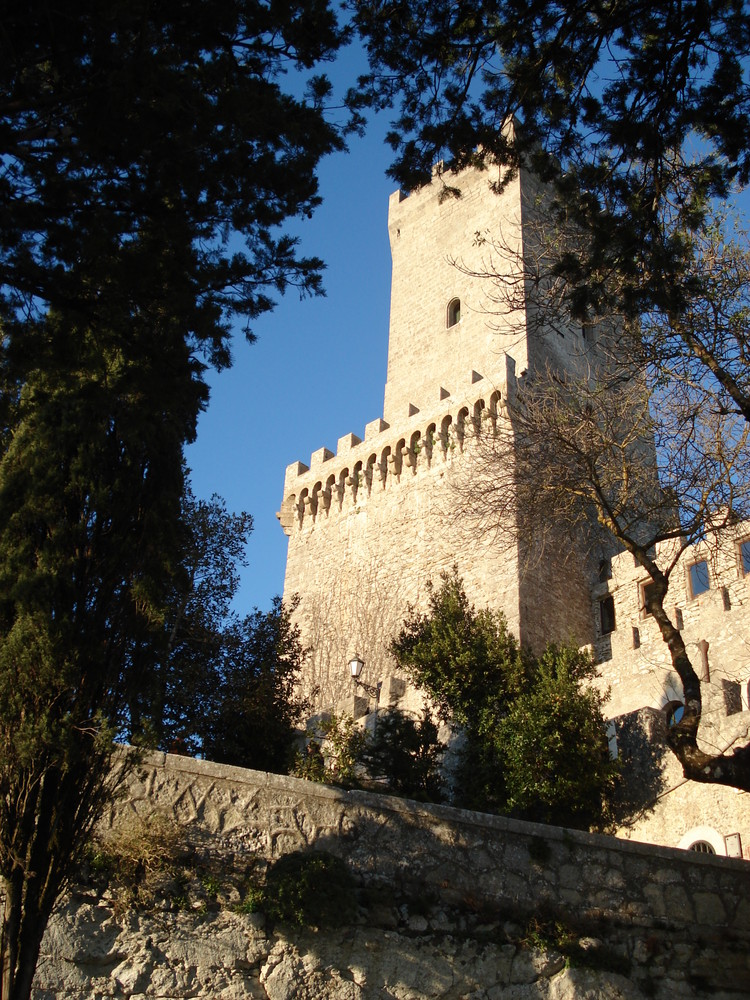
456, 406, 469, 450
440, 414, 453, 455
351, 460, 363, 501
365, 453, 377, 493
392, 438, 406, 477
336, 469, 348, 509
424, 423, 436, 464
407, 430, 421, 471
472, 398, 486, 435
298, 487, 311, 524
310, 481, 323, 519
379, 446, 391, 486
489, 390, 502, 433
320, 475, 335, 514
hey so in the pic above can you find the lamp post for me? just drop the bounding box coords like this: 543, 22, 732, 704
349, 654, 381, 700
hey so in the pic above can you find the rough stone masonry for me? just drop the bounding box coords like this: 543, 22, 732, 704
31, 752, 750, 998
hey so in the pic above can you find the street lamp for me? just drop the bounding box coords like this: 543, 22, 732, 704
348, 654, 380, 699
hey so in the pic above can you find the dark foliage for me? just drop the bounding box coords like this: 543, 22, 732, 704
0, 2, 350, 995
362, 708, 445, 801
353, 0, 750, 316
391, 571, 618, 827
200, 598, 308, 773
263, 851, 357, 928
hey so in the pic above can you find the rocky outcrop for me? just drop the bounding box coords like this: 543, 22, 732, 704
34, 891, 750, 1000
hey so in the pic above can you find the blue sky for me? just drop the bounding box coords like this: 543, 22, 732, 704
184, 68, 397, 615
183, 48, 750, 618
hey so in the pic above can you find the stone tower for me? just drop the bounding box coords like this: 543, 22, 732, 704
278, 161, 601, 712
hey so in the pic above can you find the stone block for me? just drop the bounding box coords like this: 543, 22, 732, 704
310, 446, 334, 467
337, 432, 362, 454
693, 890, 727, 925
365, 418, 389, 440
283, 459, 309, 493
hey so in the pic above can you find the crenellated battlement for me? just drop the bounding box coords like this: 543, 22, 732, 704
277, 356, 517, 535
280, 162, 595, 711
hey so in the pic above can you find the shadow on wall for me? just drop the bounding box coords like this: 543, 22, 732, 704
609, 708, 668, 828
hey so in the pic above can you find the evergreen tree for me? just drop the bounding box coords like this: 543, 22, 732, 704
131, 488, 255, 755
0, 2, 350, 995
495, 645, 617, 828
390, 571, 618, 828
0, 307, 197, 998
362, 709, 445, 801
200, 598, 308, 773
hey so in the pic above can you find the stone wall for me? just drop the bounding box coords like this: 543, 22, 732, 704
34, 752, 750, 998
280, 369, 527, 710
592, 521, 750, 858
592, 521, 750, 720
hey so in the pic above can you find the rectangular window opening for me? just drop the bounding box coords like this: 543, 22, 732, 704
599, 594, 615, 635
641, 580, 657, 617
739, 538, 750, 576
688, 559, 710, 599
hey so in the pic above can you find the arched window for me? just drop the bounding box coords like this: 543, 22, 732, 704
599, 594, 615, 635
689, 841, 716, 854
447, 297, 461, 327
678, 825, 727, 856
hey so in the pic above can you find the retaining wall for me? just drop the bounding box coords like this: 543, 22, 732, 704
32, 752, 750, 998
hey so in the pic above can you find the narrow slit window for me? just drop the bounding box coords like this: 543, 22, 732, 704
641, 580, 657, 616
740, 538, 750, 575
447, 297, 461, 327
599, 594, 615, 635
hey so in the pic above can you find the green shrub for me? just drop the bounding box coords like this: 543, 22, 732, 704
363, 708, 444, 801
391, 571, 619, 828
293, 713, 367, 787
263, 850, 357, 928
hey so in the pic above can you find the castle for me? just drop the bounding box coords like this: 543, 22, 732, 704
278, 161, 750, 860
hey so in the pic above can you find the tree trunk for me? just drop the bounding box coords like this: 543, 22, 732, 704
1, 870, 47, 1000
650, 586, 750, 790
0, 746, 127, 1000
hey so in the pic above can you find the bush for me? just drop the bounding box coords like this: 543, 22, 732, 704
391, 570, 619, 828
495, 644, 619, 829
85, 811, 184, 912
293, 713, 367, 787
362, 708, 444, 801
263, 851, 357, 928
